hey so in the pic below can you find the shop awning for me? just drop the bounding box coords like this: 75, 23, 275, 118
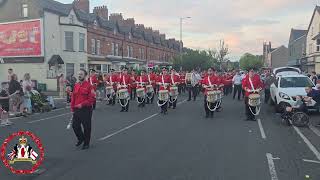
48, 55, 64, 65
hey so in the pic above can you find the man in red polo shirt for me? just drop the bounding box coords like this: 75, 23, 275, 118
242, 69, 263, 121
71, 69, 96, 150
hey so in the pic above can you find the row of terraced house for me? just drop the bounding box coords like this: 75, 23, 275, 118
0, 0, 181, 91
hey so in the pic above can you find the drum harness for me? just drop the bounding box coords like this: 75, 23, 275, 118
136, 77, 146, 104
248, 77, 261, 116
117, 76, 129, 107
146, 75, 154, 100
206, 76, 222, 112
105, 76, 115, 101
168, 75, 178, 104
157, 76, 169, 107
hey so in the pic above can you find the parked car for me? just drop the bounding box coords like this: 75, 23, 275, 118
270, 67, 316, 112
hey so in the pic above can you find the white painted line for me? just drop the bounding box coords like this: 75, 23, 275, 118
293, 126, 320, 161
98, 113, 159, 141
257, 118, 267, 139
27, 113, 71, 124
266, 153, 279, 180
177, 99, 187, 105
302, 159, 320, 164
309, 125, 320, 137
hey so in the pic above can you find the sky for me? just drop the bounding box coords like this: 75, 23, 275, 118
59, 0, 319, 61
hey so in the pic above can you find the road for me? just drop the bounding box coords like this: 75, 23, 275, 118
0, 93, 320, 180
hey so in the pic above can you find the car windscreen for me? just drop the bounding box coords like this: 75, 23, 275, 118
280, 77, 314, 88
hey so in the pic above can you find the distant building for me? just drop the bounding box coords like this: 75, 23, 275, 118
305, 6, 320, 74
263, 42, 288, 68
288, 29, 307, 69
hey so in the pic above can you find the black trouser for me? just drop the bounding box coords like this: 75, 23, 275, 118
107, 94, 116, 105
120, 99, 129, 111
146, 93, 154, 104
159, 100, 168, 113
264, 89, 270, 103
130, 88, 136, 100
204, 95, 215, 116
224, 85, 232, 96
93, 99, 96, 109
188, 85, 198, 100
169, 96, 177, 108
242, 88, 245, 98
245, 97, 256, 120
233, 84, 242, 100
72, 107, 93, 146
137, 97, 145, 107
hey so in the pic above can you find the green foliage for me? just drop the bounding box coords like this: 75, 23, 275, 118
173, 49, 215, 71
239, 53, 263, 71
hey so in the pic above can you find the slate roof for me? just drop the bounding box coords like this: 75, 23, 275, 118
289, 29, 307, 42
132, 28, 144, 39
37, 0, 72, 16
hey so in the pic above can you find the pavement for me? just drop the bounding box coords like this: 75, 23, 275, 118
0, 93, 320, 180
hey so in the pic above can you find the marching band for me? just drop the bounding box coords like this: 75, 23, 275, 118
69, 66, 266, 149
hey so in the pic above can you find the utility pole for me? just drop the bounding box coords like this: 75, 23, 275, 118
179, 17, 191, 65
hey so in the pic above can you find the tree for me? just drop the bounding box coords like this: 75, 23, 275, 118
215, 40, 229, 71
239, 53, 263, 70
173, 49, 214, 71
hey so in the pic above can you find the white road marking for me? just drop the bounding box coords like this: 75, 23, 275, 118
27, 113, 71, 124
309, 125, 320, 137
98, 113, 159, 141
292, 126, 320, 161
266, 153, 279, 180
257, 118, 267, 139
99, 99, 188, 141
302, 159, 320, 164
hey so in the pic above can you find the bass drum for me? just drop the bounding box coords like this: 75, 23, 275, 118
136, 88, 146, 98
118, 89, 129, 100
158, 90, 169, 101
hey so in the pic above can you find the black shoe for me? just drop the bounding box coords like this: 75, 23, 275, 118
82, 145, 89, 150
251, 118, 257, 121
120, 109, 124, 112
125, 109, 128, 112
75, 140, 84, 147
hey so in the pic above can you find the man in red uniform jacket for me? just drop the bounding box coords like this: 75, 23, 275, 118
179, 71, 186, 94
242, 69, 263, 121
136, 70, 148, 107
71, 69, 96, 150
157, 68, 171, 114
202, 68, 220, 118
117, 68, 132, 112
169, 69, 180, 109
146, 70, 156, 104
105, 69, 117, 105
89, 69, 98, 109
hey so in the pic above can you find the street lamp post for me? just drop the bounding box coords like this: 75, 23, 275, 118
180, 17, 191, 64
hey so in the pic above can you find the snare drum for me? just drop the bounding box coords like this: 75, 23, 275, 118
248, 94, 261, 107
207, 91, 218, 103
146, 85, 154, 93
169, 86, 178, 97
158, 90, 169, 101
136, 88, 146, 98
105, 86, 114, 95
118, 89, 129, 100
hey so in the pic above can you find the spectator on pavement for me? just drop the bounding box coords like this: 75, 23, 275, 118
264, 73, 275, 104
0, 82, 13, 126
7, 68, 14, 82
59, 74, 66, 98
22, 73, 33, 114
310, 71, 318, 85
9, 74, 26, 116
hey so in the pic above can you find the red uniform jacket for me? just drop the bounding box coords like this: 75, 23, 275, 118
180, 73, 186, 84
242, 74, 263, 97
147, 73, 156, 88
202, 75, 219, 95
136, 75, 148, 89
170, 74, 180, 86
106, 74, 118, 90
157, 75, 170, 91
89, 74, 98, 91
118, 74, 132, 92
71, 81, 96, 112
130, 74, 137, 89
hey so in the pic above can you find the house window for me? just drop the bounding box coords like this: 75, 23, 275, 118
142, 49, 145, 59
69, 15, 75, 24
111, 43, 115, 55
66, 63, 75, 77
130, 46, 133, 57
65, 31, 74, 51
80, 63, 87, 70
317, 39, 320, 52
91, 39, 96, 54
97, 40, 101, 55
22, 4, 28, 18
79, 33, 85, 52
113, 29, 117, 35
115, 43, 119, 56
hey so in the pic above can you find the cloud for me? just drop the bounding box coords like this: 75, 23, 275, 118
58, 0, 316, 60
